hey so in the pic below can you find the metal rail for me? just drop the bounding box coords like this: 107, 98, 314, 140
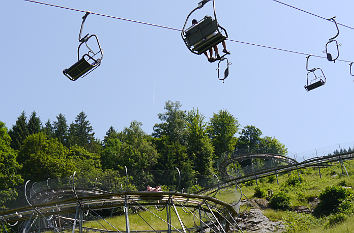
0, 192, 237, 224
199, 151, 354, 195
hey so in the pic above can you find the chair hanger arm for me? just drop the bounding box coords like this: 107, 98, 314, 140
79, 12, 90, 42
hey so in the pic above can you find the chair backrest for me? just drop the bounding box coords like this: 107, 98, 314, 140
185, 16, 218, 46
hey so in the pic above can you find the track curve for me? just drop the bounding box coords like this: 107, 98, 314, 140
199, 151, 354, 195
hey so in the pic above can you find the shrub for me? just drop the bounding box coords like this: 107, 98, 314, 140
306, 195, 317, 203
244, 180, 255, 186
330, 171, 337, 176
267, 175, 276, 183
286, 172, 303, 186
188, 184, 202, 193
338, 199, 354, 214
338, 180, 350, 187
253, 186, 266, 198
326, 213, 347, 228
314, 186, 353, 217
269, 191, 290, 210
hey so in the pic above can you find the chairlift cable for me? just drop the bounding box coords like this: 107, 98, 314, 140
227, 38, 352, 63
25, 0, 354, 64
270, 0, 354, 30
24, 0, 181, 32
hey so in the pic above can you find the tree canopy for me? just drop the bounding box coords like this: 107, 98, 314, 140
2, 101, 288, 198
0, 122, 23, 209
207, 110, 239, 162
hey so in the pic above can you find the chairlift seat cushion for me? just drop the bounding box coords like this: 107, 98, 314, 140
63, 56, 94, 81
185, 16, 226, 54
305, 79, 325, 91
193, 33, 226, 54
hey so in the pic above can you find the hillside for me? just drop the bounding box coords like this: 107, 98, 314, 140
214, 159, 354, 232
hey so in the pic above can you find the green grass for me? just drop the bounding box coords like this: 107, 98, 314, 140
214, 186, 242, 204
307, 214, 354, 233
213, 159, 354, 233
59, 160, 354, 232
82, 206, 200, 231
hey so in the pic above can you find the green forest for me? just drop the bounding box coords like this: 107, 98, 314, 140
0, 100, 287, 209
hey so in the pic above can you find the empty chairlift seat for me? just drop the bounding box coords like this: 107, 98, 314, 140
304, 55, 326, 91
305, 78, 326, 91
63, 54, 100, 81
184, 16, 227, 55
63, 13, 103, 81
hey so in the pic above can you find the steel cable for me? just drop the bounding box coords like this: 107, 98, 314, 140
24, 0, 354, 64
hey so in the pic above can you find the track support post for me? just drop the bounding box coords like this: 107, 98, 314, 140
339, 156, 349, 177
124, 195, 130, 233
166, 197, 172, 233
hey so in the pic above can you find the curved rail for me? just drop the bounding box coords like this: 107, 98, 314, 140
0, 191, 238, 227
199, 151, 354, 195
218, 153, 297, 178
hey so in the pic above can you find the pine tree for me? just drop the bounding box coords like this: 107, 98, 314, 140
103, 126, 119, 145
43, 120, 54, 137
68, 112, 95, 149
27, 111, 41, 135
8, 111, 29, 150
53, 113, 68, 146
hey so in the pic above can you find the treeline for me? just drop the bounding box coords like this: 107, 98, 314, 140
0, 101, 287, 208
330, 147, 354, 155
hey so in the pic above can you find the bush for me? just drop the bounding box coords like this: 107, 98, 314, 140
286, 172, 303, 186
338, 180, 350, 187
314, 186, 353, 217
326, 213, 347, 228
253, 186, 266, 198
244, 180, 255, 186
269, 191, 290, 210
188, 184, 202, 193
267, 175, 276, 183
338, 199, 354, 214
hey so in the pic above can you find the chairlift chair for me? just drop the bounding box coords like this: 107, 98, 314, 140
217, 57, 231, 82
63, 12, 103, 81
350, 63, 354, 77
325, 17, 340, 62
181, 0, 228, 56
304, 55, 326, 91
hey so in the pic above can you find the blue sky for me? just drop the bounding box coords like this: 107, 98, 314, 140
2, 0, 354, 158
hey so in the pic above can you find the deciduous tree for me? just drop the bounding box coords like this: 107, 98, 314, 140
153, 101, 187, 144
235, 125, 263, 154
18, 132, 74, 181
207, 110, 239, 161
0, 122, 23, 209
186, 109, 214, 184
